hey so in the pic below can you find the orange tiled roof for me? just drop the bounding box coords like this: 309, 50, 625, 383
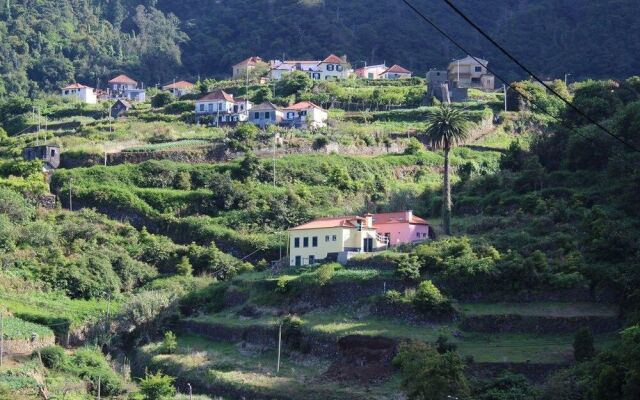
383, 64, 412, 74
163, 80, 194, 89
285, 101, 324, 111
62, 83, 91, 90
251, 101, 280, 110
322, 54, 346, 64
372, 212, 428, 225
197, 90, 235, 102
290, 216, 365, 230
234, 56, 263, 67
108, 74, 137, 85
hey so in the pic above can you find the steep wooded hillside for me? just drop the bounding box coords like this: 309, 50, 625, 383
1, 0, 639, 95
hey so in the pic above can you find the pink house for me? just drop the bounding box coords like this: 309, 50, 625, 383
372, 211, 431, 246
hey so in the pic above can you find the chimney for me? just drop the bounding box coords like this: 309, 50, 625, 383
341, 55, 348, 63
365, 213, 374, 228
405, 210, 413, 222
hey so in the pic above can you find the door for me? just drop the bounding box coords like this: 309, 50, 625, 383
295, 256, 301, 267
363, 238, 374, 252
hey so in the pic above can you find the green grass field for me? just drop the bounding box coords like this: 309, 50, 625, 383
460, 302, 619, 318
1, 316, 54, 340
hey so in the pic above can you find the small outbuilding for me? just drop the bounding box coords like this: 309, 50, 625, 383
23, 145, 61, 170
111, 99, 132, 118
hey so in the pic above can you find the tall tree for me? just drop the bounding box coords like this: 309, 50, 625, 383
423, 104, 470, 235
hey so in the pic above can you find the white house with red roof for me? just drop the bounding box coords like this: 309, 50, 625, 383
282, 101, 328, 129
162, 80, 194, 97
108, 74, 146, 101
195, 90, 251, 125
232, 56, 265, 78
267, 54, 352, 81
382, 64, 413, 80
318, 54, 352, 80
354, 64, 389, 80
288, 211, 431, 266
288, 215, 389, 266
61, 83, 97, 104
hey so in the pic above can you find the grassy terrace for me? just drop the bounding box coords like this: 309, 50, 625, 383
187, 308, 617, 364
141, 334, 400, 400
460, 302, 619, 318
2, 316, 54, 340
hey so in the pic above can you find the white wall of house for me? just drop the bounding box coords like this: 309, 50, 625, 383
283, 107, 328, 129
384, 72, 412, 80
318, 62, 351, 80
195, 100, 235, 114
61, 87, 97, 104
249, 108, 283, 128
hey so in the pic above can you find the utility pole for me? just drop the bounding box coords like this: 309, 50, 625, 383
503, 84, 508, 112
276, 320, 283, 374
564, 73, 572, 86
68, 178, 73, 212
97, 376, 101, 400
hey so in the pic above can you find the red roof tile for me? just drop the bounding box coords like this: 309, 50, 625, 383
234, 56, 263, 67
62, 83, 91, 90
372, 212, 428, 225
285, 101, 324, 111
290, 216, 365, 230
163, 80, 194, 89
321, 54, 346, 64
383, 64, 412, 75
108, 74, 138, 85
197, 90, 235, 102
251, 101, 280, 110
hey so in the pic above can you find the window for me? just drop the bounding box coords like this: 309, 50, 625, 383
64, 90, 69, 95
309, 255, 315, 265
336, 65, 343, 72
50, 149, 56, 157
368, 73, 373, 79
287, 112, 295, 119
303, 237, 309, 247
264, 112, 270, 119
299, 110, 307, 116
313, 73, 321, 79
474, 66, 482, 72
199, 104, 205, 112
208, 104, 214, 112
312, 237, 318, 247
327, 64, 335, 71
325, 235, 330, 242
294, 237, 300, 248
417, 232, 421, 237
254, 112, 260, 119
332, 235, 337, 241
218, 103, 223, 110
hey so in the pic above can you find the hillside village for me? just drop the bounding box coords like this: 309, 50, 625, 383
2, 2, 640, 400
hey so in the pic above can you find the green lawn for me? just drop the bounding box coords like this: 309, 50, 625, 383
189, 306, 618, 364
141, 334, 400, 400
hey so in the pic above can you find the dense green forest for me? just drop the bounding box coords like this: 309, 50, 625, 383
1, 0, 639, 96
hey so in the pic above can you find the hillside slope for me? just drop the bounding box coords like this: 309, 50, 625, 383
1, 0, 639, 95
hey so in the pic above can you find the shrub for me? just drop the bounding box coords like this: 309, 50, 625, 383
151, 92, 174, 108
38, 345, 68, 369
282, 315, 304, 341
160, 331, 178, 354
176, 256, 193, 277
313, 263, 336, 286
396, 255, 421, 280
413, 280, 452, 314
312, 135, 330, 150
383, 289, 404, 304
139, 370, 176, 400
404, 137, 424, 155
435, 335, 457, 354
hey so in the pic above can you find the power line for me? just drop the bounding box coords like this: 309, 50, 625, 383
441, 0, 640, 153
399, 0, 637, 160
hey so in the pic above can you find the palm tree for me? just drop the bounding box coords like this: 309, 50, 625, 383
424, 104, 470, 235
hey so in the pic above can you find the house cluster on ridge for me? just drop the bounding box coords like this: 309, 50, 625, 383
232, 54, 412, 81
288, 211, 431, 266
195, 90, 328, 129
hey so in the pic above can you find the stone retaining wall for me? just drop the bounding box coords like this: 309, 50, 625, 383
2, 336, 55, 356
